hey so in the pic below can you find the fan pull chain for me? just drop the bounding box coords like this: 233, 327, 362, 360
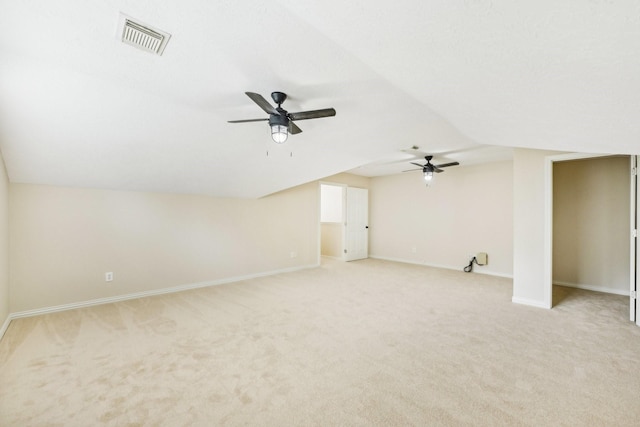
265, 150, 294, 157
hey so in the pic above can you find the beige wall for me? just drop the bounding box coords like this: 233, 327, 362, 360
17, 154, 630, 315
0, 153, 9, 328
513, 148, 566, 306
553, 156, 629, 294
368, 160, 514, 277
10, 182, 319, 312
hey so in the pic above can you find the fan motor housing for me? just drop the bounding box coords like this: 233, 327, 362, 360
269, 113, 289, 127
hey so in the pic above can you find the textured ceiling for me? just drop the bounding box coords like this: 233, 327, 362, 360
0, 1, 638, 198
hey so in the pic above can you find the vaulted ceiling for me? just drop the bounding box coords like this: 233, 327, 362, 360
1, 1, 638, 198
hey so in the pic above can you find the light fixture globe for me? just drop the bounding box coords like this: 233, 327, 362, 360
423, 166, 434, 186
271, 125, 288, 143
269, 114, 289, 144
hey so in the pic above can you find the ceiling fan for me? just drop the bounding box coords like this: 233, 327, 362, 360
404, 155, 459, 184
228, 92, 336, 143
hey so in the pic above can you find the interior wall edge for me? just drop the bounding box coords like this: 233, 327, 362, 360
0, 155, 8, 339
513, 148, 568, 305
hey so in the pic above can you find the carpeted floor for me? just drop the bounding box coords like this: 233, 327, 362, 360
1, 258, 640, 426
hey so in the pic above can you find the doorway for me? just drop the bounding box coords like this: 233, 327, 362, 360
544, 153, 636, 323
344, 187, 369, 261
320, 183, 345, 260
319, 183, 369, 262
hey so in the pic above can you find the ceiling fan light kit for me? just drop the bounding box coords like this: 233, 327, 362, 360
270, 125, 288, 144
228, 91, 336, 144
423, 169, 434, 184
404, 155, 459, 186
268, 114, 289, 144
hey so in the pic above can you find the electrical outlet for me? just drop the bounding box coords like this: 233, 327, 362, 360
105, 272, 113, 282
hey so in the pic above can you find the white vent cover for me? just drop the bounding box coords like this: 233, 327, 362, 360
117, 13, 171, 56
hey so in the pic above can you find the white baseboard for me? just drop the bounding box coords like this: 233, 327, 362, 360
368, 255, 513, 279
6, 263, 319, 323
321, 255, 343, 261
0, 315, 10, 341
512, 296, 551, 309
553, 280, 629, 296
369, 255, 551, 309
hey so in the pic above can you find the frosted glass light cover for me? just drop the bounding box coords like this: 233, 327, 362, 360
271, 125, 288, 143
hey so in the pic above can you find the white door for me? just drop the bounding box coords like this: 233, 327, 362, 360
344, 187, 368, 261
632, 156, 638, 324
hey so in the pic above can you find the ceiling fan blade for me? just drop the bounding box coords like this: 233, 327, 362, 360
433, 166, 445, 173
402, 168, 422, 173
289, 121, 303, 134
288, 108, 336, 121
245, 92, 278, 115
435, 162, 460, 168
410, 162, 425, 168
227, 118, 268, 123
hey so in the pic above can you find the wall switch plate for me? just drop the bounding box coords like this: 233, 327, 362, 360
105, 272, 113, 282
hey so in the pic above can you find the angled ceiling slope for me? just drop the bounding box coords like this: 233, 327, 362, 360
0, 1, 638, 198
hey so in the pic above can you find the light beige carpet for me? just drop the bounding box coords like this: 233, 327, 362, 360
1, 258, 640, 426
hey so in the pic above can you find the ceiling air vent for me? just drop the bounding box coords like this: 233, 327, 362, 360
117, 13, 171, 56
